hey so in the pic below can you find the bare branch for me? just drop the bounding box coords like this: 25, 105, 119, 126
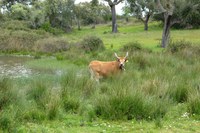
104, 0, 113, 6
170, 19, 183, 27
104, 0, 123, 6
155, 0, 166, 13
167, 0, 174, 15
113, 0, 124, 5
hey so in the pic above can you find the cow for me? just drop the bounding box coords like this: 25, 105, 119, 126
89, 52, 128, 82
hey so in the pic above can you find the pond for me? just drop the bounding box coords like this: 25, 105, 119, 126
0, 55, 36, 78
0, 55, 84, 79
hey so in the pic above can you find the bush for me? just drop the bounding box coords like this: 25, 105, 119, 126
121, 42, 142, 52
168, 40, 200, 61
80, 36, 105, 52
56, 53, 65, 61
34, 37, 71, 53
1, 20, 30, 31
168, 40, 192, 53
0, 29, 45, 52
41, 22, 64, 35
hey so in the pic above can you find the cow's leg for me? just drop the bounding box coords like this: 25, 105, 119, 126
92, 71, 100, 82
89, 67, 95, 80
94, 73, 100, 83
89, 67, 100, 83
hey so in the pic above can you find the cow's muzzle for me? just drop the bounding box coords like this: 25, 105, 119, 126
119, 64, 125, 70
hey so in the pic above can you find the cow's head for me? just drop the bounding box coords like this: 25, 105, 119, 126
114, 52, 128, 70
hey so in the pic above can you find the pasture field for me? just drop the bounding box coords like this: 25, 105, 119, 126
65, 20, 200, 51
1, 21, 200, 132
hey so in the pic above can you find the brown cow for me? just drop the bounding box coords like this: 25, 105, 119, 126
89, 52, 128, 82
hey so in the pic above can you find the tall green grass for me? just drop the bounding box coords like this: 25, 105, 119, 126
1, 40, 200, 131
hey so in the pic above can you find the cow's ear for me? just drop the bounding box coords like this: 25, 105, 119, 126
117, 58, 120, 62
125, 59, 128, 62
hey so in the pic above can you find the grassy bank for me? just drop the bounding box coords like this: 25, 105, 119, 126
1, 42, 200, 132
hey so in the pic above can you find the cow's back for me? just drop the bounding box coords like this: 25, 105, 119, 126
89, 60, 118, 77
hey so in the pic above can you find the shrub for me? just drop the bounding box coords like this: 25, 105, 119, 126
56, 53, 65, 61
121, 42, 142, 52
168, 40, 192, 53
80, 36, 105, 52
1, 20, 30, 31
0, 30, 44, 52
41, 22, 64, 35
34, 37, 71, 53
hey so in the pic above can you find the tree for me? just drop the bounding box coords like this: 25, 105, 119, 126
155, 0, 175, 48
91, 0, 98, 28
154, 0, 200, 29
74, 4, 82, 30
45, 0, 75, 32
182, 0, 200, 28
10, 3, 30, 20
122, 0, 131, 22
155, 0, 200, 48
1, 0, 38, 10
74, 1, 111, 30
127, 0, 155, 31
104, 0, 123, 33
29, 1, 46, 28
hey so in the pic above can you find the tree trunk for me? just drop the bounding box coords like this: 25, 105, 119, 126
144, 14, 150, 31
92, 19, 96, 29
161, 12, 172, 48
110, 5, 118, 33
77, 18, 81, 30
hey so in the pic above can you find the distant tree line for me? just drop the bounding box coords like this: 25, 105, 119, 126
0, 0, 111, 32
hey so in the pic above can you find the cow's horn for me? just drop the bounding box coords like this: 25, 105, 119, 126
125, 52, 129, 58
114, 53, 119, 59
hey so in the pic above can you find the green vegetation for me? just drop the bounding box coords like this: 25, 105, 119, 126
1, 14, 200, 132
1, 0, 200, 131
1, 37, 200, 131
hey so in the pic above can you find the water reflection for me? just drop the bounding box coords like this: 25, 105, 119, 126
0, 55, 34, 78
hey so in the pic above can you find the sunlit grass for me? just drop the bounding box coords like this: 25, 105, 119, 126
65, 21, 200, 51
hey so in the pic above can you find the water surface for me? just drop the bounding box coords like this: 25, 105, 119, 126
0, 55, 35, 78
